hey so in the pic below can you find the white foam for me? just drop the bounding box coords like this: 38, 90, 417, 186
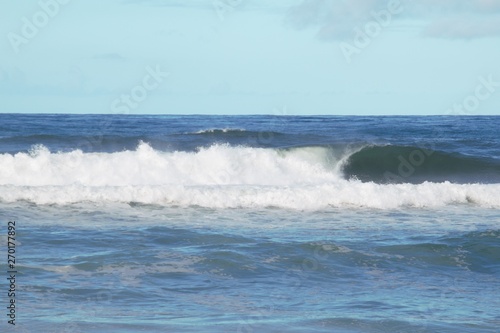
0, 142, 339, 187
1, 143, 499, 209
193, 128, 245, 134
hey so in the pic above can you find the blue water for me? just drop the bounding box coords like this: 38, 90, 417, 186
0, 114, 499, 332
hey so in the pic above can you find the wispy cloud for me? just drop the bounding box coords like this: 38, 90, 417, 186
423, 15, 500, 39
286, 0, 500, 40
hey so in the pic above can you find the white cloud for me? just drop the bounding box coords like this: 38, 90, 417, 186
422, 14, 500, 39
286, 0, 500, 39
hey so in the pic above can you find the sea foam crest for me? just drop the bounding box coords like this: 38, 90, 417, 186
0, 142, 339, 186
193, 128, 245, 134
1, 143, 500, 209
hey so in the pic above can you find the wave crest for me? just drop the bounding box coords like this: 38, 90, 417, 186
0, 142, 339, 187
2, 143, 500, 209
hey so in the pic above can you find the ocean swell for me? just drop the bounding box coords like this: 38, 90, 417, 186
1, 142, 499, 209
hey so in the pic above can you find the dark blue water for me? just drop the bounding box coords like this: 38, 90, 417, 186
1, 114, 500, 184
0, 114, 499, 332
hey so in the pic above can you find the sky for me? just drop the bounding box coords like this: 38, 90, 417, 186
0, 0, 499, 115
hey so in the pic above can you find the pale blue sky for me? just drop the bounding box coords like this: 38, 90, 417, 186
1, 0, 499, 115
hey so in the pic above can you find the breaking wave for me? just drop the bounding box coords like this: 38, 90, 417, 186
1, 142, 499, 209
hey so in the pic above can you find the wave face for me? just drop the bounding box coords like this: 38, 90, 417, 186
342, 145, 500, 184
1, 143, 500, 209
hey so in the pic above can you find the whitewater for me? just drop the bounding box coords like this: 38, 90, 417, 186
1, 142, 499, 209
1, 114, 499, 333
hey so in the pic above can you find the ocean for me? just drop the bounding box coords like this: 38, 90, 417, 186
0, 114, 499, 332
